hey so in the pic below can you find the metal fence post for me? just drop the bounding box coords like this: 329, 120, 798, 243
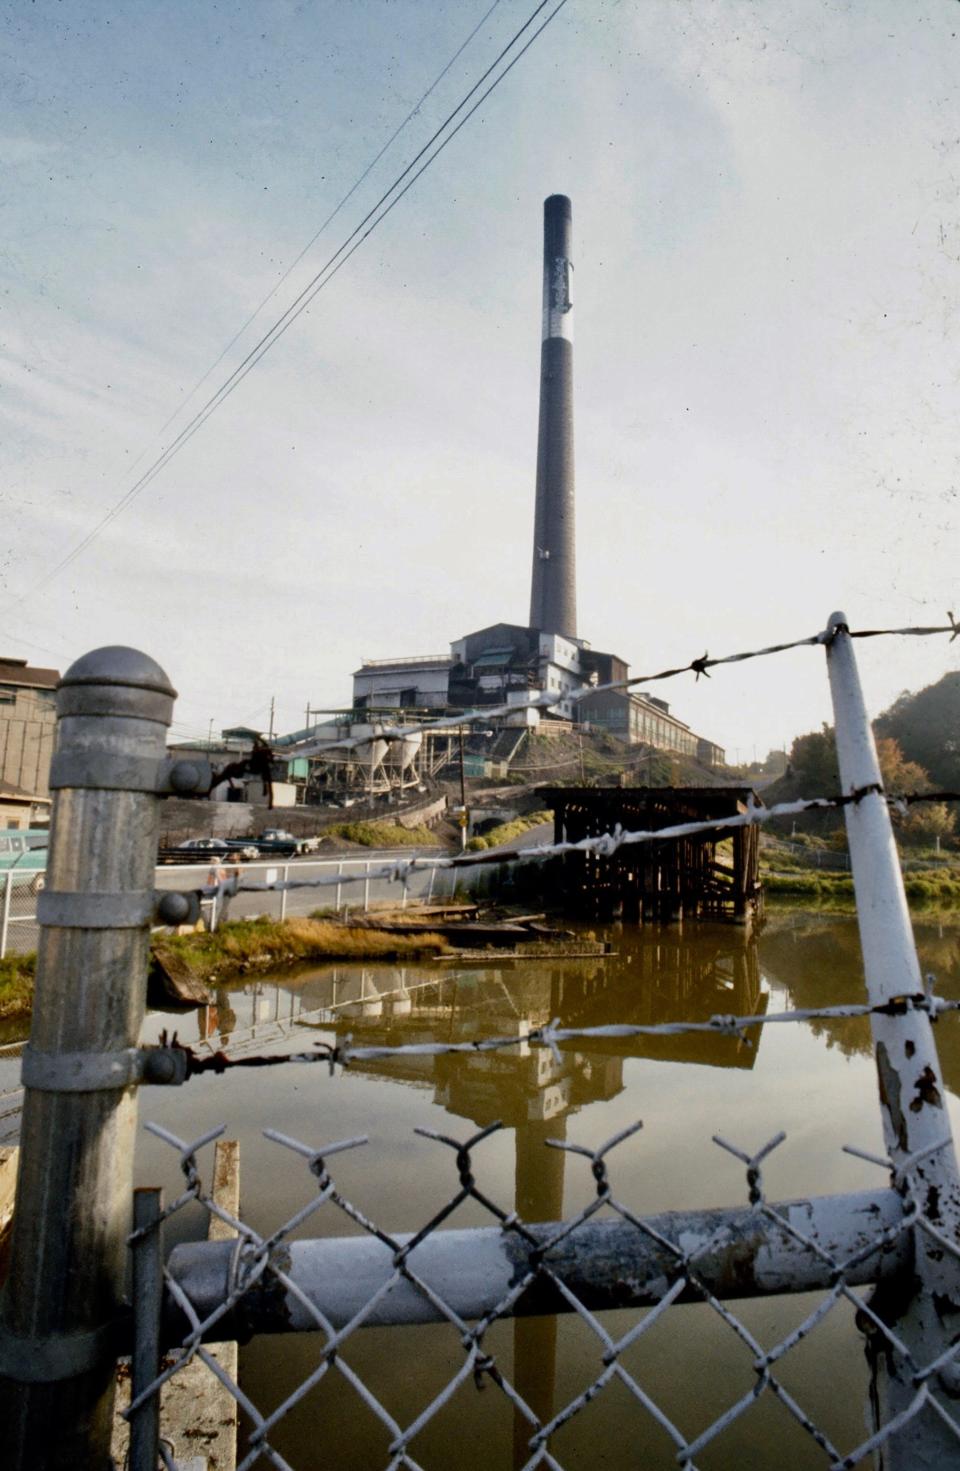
128, 1187, 163, 1471
280, 863, 289, 921
364, 861, 371, 913
0, 647, 176, 1469
0, 871, 11, 959
335, 860, 343, 913
825, 611, 960, 1460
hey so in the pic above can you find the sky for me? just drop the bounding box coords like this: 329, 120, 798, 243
1, 0, 958, 760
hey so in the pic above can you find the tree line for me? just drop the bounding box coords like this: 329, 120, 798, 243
784, 671, 960, 847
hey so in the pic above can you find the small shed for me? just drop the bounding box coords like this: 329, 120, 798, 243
537, 785, 763, 924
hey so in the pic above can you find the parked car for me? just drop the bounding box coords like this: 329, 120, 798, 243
253, 829, 324, 856
160, 837, 259, 864
253, 828, 301, 857
0, 829, 49, 893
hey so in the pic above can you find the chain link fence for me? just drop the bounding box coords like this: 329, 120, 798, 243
4, 618, 960, 1469
0, 870, 43, 959
126, 1089, 960, 1470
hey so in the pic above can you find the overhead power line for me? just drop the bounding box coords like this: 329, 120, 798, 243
2, 0, 568, 613
153, 0, 504, 442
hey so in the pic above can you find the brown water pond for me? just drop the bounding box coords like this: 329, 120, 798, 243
130, 911, 960, 1468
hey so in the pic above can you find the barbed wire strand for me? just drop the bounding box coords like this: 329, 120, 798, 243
203, 786, 960, 901
179, 988, 960, 1078
294, 615, 959, 755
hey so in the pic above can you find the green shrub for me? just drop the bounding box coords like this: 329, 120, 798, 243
470, 811, 553, 851
326, 821, 437, 848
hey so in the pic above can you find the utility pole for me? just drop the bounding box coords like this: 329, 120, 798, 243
268, 696, 275, 741
458, 723, 468, 852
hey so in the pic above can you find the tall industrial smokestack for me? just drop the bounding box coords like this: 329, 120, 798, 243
529, 193, 576, 639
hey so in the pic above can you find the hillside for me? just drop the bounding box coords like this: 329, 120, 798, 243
464, 727, 732, 795
874, 671, 960, 790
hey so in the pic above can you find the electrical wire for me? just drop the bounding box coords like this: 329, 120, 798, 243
1, 0, 568, 613
152, 0, 504, 441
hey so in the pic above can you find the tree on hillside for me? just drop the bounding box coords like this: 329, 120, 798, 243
786, 727, 954, 845
896, 798, 955, 848
874, 737, 929, 793
787, 725, 838, 791
788, 730, 930, 796
875, 671, 960, 790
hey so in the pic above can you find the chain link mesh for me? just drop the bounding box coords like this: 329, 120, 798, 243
127, 1050, 960, 1470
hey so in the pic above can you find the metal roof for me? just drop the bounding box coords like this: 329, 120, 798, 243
0, 659, 59, 690
474, 651, 516, 667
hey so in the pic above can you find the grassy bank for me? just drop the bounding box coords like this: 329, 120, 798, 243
161, 915, 449, 978
0, 916, 450, 1023
765, 868, 960, 909
0, 952, 35, 1021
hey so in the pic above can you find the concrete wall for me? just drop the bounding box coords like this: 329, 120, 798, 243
158, 793, 448, 846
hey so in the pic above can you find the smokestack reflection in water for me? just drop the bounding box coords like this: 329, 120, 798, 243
180, 923, 766, 1464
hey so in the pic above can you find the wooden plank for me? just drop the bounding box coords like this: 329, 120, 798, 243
158, 1140, 240, 1468
0, 1146, 19, 1287
208, 1140, 240, 1242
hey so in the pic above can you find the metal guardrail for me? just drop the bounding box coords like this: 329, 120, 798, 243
0, 851, 496, 959
766, 839, 852, 871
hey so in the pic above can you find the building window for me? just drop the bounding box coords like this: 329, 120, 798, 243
0, 692, 14, 705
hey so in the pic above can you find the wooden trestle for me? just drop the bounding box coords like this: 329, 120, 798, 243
537, 786, 763, 924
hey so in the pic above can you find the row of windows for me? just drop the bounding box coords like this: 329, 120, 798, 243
583, 703, 698, 756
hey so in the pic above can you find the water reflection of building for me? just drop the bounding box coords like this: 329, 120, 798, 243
320, 964, 625, 1467
191, 925, 765, 1466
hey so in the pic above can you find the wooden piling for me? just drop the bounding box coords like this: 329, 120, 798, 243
538, 786, 762, 924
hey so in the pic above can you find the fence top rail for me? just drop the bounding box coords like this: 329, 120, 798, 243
126, 1098, 959, 1471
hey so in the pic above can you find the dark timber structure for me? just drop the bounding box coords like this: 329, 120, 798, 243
539, 786, 763, 924
529, 194, 576, 639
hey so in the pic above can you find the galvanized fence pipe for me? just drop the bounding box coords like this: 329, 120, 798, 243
0, 872, 11, 960
128, 1187, 163, 1471
164, 1188, 905, 1342
0, 648, 192, 1469
826, 611, 960, 1457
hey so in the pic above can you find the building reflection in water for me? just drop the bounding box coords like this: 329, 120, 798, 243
193, 922, 766, 1466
